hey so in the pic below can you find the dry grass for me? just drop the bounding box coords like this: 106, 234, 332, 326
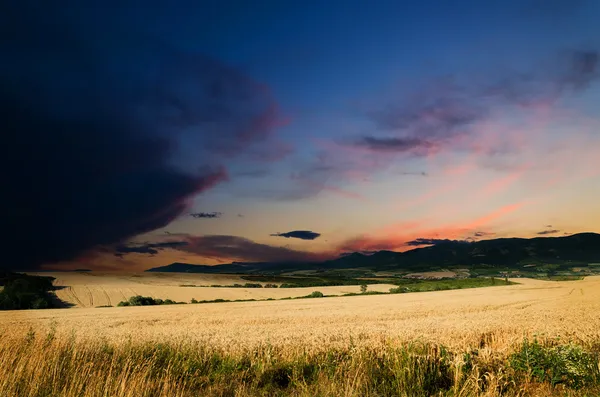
27, 272, 395, 308
2, 276, 600, 396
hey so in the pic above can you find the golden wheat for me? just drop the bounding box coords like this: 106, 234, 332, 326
2, 276, 600, 353
26, 271, 396, 308
2, 276, 600, 396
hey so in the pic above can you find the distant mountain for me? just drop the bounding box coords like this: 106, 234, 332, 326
145, 233, 600, 274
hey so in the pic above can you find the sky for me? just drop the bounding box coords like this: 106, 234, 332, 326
2, 0, 600, 271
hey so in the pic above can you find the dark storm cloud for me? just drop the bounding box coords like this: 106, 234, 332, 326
537, 229, 561, 235
0, 2, 282, 270
405, 238, 470, 247
174, 235, 328, 262
270, 230, 322, 240
190, 212, 223, 219
114, 241, 189, 256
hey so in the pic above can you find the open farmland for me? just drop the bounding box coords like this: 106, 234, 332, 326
3, 276, 600, 350
3, 276, 600, 396
27, 272, 397, 308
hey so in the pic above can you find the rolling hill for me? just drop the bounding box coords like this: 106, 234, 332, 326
146, 233, 600, 276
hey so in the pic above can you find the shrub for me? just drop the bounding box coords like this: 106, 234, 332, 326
117, 295, 184, 307
360, 284, 368, 293
0, 273, 57, 310
509, 338, 600, 388
307, 291, 324, 298
279, 283, 300, 288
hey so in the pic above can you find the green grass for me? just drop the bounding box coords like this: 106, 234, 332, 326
542, 275, 585, 281
241, 275, 393, 288
181, 283, 265, 288
509, 338, 599, 389
389, 277, 515, 293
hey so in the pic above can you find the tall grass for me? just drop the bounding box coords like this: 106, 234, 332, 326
1, 328, 600, 396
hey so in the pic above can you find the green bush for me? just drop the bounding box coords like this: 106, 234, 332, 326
307, 291, 324, 298
0, 273, 57, 310
243, 283, 263, 288
117, 295, 185, 307
279, 283, 301, 288
509, 339, 600, 388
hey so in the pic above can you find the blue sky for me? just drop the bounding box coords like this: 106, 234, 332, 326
2, 0, 599, 271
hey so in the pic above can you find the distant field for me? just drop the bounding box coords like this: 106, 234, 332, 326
26, 272, 396, 308
3, 276, 598, 350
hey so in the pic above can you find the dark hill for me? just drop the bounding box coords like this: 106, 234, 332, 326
145, 233, 600, 274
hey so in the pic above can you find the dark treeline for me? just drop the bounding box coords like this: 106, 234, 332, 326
0, 272, 57, 310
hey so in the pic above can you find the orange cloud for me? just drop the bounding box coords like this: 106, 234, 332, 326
338, 201, 528, 252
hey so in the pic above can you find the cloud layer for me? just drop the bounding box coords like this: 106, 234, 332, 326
358, 50, 598, 155
537, 229, 561, 235
190, 212, 223, 219
404, 238, 470, 247
286, 49, 599, 202
173, 235, 328, 263
114, 241, 189, 257
0, 2, 282, 270
270, 230, 322, 240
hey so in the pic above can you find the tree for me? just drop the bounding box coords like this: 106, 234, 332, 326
360, 284, 368, 294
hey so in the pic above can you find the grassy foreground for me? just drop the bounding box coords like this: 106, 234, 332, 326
2, 329, 600, 397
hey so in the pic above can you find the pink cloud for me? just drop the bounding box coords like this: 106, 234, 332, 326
338, 201, 528, 252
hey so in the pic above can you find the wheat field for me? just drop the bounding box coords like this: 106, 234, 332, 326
3, 276, 600, 396
26, 272, 396, 308
3, 276, 600, 352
